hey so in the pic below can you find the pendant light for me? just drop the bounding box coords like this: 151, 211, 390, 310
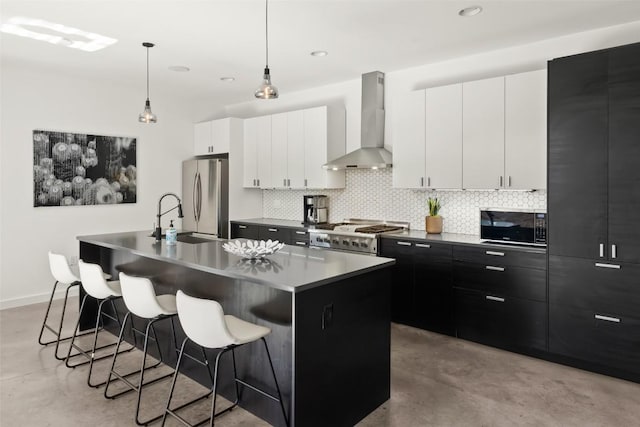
139, 42, 157, 123
254, 0, 278, 99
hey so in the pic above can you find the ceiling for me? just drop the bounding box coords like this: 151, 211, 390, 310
2, 0, 640, 108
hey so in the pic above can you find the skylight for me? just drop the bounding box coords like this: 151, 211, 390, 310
0, 16, 117, 52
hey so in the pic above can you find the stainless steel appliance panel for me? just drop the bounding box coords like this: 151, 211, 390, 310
182, 159, 229, 238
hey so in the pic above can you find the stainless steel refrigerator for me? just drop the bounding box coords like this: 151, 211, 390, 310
182, 158, 229, 238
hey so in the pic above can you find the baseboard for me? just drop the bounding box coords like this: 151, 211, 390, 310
0, 287, 79, 311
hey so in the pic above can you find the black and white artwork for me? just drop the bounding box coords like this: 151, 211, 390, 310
33, 130, 137, 207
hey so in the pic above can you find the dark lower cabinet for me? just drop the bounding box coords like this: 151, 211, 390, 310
230, 222, 260, 239
455, 288, 547, 353
549, 304, 640, 376
379, 238, 454, 335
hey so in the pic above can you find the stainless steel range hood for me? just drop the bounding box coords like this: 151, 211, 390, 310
323, 71, 392, 170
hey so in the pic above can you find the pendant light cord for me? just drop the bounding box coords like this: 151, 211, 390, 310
146, 46, 150, 100
265, 0, 269, 68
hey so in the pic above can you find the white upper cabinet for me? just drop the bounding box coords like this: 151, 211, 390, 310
425, 84, 463, 189
256, 115, 272, 188
462, 76, 505, 189
243, 117, 259, 188
392, 90, 425, 189
242, 106, 345, 189
287, 110, 305, 188
392, 84, 462, 189
303, 106, 346, 189
271, 112, 289, 189
194, 121, 213, 155
505, 69, 547, 190
194, 118, 235, 155
243, 115, 272, 188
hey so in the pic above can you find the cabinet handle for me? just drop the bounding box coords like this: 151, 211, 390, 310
427, 177, 431, 187
295, 241, 307, 246
296, 231, 307, 235
485, 266, 505, 272
238, 225, 247, 229
257, 179, 260, 187
594, 314, 620, 323
508, 176, 512, 187
268, 228, 278, 232
486, 250, 505, 256
420, 177, 424, 187
304, 179, 308, 187
486, 295, 505, 303
611, 244, 617, 259
499, 176, 503, 187
599, 243, 604, 258
253, 179, 256, 186
595, 263, 621, 269
415, 243, 431, 248
396, 241, 412, 246
287, 179, 290, 187
283, 178, 286, 186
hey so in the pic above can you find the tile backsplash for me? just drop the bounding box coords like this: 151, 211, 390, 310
262, 169, 546, 235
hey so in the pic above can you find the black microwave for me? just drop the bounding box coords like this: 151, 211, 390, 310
480, 209, 547, 246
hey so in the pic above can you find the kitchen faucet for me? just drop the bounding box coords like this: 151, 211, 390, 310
155, 192, 184, 241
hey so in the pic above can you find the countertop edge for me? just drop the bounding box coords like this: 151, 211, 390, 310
379, 232, 547, 254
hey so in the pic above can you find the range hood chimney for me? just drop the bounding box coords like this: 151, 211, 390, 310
323, 71, 392, 170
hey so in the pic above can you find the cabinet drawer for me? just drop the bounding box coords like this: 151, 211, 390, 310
412, 241, 452, 261
455, 288, 547, 352
549, 255, 640, 317
453, 245, 546, 270
230, 223, 260, 240
549, 303, 640, 375
379, 238, 416, 258
258, 226, 290, 243
453, 260, 547, 301
289, 228, 310, 246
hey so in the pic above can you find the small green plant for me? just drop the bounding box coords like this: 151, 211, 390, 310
428, 197, 441, 216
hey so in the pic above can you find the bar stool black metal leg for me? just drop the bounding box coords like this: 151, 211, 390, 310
161, 337, 189, 427
53, 282, 78, 360
262, 337, 289, 427
65, 294, 89, 368
209, 349, 225, 427
104, 311, 133, 398
230, 348, 241, 405
38, 280, 60, 346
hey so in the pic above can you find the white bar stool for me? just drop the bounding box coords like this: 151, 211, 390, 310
39, 252, 90, 360
65, 260, 133, 387
104, 273, 183, 426
162, 290, 289, 427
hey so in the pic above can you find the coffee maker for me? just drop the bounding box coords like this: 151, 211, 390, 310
303, 195, 328, 225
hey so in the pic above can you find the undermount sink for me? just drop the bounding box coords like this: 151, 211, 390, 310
176, 233, 217, 244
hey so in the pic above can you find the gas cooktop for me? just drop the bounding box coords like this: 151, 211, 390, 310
308, 219, 409, 254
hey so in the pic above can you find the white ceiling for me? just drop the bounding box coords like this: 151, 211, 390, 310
2, 0, 640, 108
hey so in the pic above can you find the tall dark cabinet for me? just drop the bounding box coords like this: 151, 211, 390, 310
548, 42, 640, 380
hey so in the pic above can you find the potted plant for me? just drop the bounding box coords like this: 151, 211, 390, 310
426, 197, 443, 234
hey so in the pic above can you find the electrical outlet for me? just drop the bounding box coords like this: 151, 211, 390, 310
69, 255, 79, 266
322, 303, 334, 330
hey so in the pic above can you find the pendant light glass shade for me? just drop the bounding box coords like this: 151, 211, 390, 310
255, 0, 278, 99
139, 42, 157, 123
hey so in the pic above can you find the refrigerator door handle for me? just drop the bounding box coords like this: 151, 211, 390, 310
196, 172, 202, 222
192, 172, 198, 223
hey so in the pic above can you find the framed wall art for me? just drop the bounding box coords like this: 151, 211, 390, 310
33, 130, 137, 207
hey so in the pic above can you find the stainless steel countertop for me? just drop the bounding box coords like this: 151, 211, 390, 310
77, 231, 395, 293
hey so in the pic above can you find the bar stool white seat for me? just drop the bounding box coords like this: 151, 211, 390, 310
104, 273, 182, 426
65, 260, 132, 387
38, 252, 85, 360
162, 290, 289, 427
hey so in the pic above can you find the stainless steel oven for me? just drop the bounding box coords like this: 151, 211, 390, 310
480, 209, 547, 246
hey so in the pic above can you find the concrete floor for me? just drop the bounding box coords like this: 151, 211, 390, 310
2, 298, 639, 426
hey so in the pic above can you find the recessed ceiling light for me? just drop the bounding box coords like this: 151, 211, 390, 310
168, 65, 190, 72
220, 77, 235, 82
459, 6, 483, 17
311, 50, 328, 57
0, 16, 117, 52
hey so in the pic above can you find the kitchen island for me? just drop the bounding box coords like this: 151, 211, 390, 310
78, 231, 394, 427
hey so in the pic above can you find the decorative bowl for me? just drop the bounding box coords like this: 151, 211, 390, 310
222, 239, 285, 259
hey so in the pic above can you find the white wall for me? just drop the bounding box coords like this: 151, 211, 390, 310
0, 64, 194, 309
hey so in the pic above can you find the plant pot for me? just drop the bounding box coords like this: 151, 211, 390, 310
426, 216, 443, 234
